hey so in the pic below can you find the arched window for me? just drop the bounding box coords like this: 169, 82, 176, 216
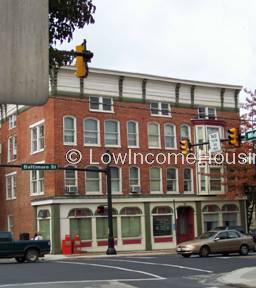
37, 209, 51, 240
95, 208, 117, 240
181, 125, 191, 140
84, 118, 100, 146
152, 206, 173, 236
129, 166, 140, 187
184, 168, 193, 193
150, 167, 162, 193
120, 207, 142, 238
104, 120, 120, 146
38, 209, 50, 218
127, 121, 139, 147
68, 208, 93, 241
202, 205, 220, 231
166, 167, 178, 193
111, 167, 121, 193
64, 166, 78, 194
63, 116, 76, 145
85, 166, 101, 194
164, 124, 176, 149
222, 204, 239, 228
148, 123, 160, 148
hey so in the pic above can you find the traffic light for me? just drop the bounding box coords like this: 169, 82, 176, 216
228, 128, 240, 146
96, 205, 105, 215
180, 139, 190, 155
75, 40, 93, 78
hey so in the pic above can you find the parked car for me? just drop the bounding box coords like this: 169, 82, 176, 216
0, 231, 51, 263
214, 225, 245, 234
176, 229, 254, 258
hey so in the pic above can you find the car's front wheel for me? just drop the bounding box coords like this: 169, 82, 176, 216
182, 254, 191, 258
200, 246, 210, 257
15, 257, 25, 263
25, 248, 39, 263
240, 244, 249, 256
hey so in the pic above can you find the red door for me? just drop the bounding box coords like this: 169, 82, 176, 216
176, 207, 194, 244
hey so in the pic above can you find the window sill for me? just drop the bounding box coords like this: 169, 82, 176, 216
148, 146, 162, 149
104, 145, 121, 148
30, 193, 44, 196
31, 149, 44, 155
151, 114, 172, 118
64, 143, 77, 146
89, 109, 114, 113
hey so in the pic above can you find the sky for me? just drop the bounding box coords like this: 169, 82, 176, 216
58, 0, 256, 97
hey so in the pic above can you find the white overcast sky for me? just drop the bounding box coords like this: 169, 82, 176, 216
58, 0, 256, 95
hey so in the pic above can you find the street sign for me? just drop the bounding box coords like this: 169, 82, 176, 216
21, 164, 58, 170
245, 129, 256, 141
208, 132, 221, 152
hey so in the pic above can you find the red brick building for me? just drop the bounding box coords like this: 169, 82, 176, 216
0, 67, 245, 253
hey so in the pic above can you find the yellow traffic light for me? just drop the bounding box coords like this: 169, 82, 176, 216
75, 44, 87, 78
228, 128, 240, 146
180, 139, 190, 155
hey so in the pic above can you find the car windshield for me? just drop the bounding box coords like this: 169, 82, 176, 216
198, 231, 216, 239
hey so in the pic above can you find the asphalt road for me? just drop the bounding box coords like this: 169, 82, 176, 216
0, 253, 256, 288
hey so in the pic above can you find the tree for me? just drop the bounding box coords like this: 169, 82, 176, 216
49, 0, 96, 69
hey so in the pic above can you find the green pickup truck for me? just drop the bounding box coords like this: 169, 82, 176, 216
0, 231, 51, 263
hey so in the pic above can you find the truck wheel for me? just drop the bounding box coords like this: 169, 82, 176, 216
25, 248, 39, 263
15, 257, 25, 263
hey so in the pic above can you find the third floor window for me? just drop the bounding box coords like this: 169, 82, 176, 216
150, 102, 171, 117
148, 123, 160, 148
90, 96, 113, 112
198, 107, 216, 119
63, 116, 76, 145
30, 121, 44, 153
84, 118, 100, 146
104, 120, 120, 147
127, 121, 139, 147
8, 136, 17, 162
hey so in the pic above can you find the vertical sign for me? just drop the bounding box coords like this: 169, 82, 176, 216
208, 132, 221, 153
0, 0, 48, 105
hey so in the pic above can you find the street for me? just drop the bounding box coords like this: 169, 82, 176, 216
0, 253, 256, 288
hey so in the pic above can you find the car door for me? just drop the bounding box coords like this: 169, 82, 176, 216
227, 230, 242, 252
0, 232, 14, 257
211, 231, 230, 253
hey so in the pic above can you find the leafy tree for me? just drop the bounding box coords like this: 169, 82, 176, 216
49, 0, 96, 69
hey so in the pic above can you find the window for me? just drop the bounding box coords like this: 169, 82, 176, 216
150, 102, 171, 117
164, 124, 176, 149
200, 167, 206, 192
84, 118, 100, 146
90, 96, 113, 112
148, 123, 160, 148
181, 125, 191, 140
120, 207, 142, 238
196, 126, 223, 152
166, 168, 177, 193
222, 204, 238, 227
150, 167, 162, 193
30, 168, 44, 195
7, 215, 14, 232
63, 116, 76, 145
129, 167, 140, 186
64, 168, 78, 193
104, 120, 120, 146
8, 114, 16, 129
152, 206, 173, 237
85, 166, 101, 194
198, 107, 216, 119
6, 172, 16, 200
30, 121, 44, 153
202, 205, 220, 231
127, 121, 139, 147
210, 167, 222, 191
184, 168, 193, 193
7, 136, 17, 162
95, 208, 117, 239
111, 167, 121, 193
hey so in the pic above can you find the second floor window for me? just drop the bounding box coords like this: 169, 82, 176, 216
111, 167, 121, 193
148, 123, 160, 148
85, 166, 101, 193
63, 116, 76, 145
84, 118, 100, 146
150, 102, 171, 117
6, 173, 16, 200
166, 168, 177, 193
64, 169, 78, 193
105, 120, 120, 146
90, 96, 113, 112
30, 170, 44, 195
127, 121, 139, 147
8, 136, 17, 162
8, 114, 16, 129
164, 124, 176, 149
198, 107, 216, 119
30, 122, 44, 153
150, 167, 162, 193
210, 167, 222, 191
184, 168, 193, 193
129, 166, 140, 186
181, 125, 191, 140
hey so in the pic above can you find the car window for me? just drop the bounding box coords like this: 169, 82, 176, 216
216, 232, 228, 240
228, 231, 240, 239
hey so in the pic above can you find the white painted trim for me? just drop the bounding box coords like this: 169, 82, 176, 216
104, 119, 121, 147
29, 119, 45, 129
63, 115, 77, 146
148, 122, 161, 149
83, 117, 101, 147
127, 120, 139, 148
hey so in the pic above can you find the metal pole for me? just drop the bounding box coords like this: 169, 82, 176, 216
106, 165, 116, 255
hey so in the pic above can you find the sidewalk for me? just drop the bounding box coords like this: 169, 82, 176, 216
218, 267, 256, 288
44, 249, 176, 261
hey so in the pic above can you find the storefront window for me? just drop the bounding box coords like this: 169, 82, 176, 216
120, 207, 142, 238
152, 206, 173, 236
95, 208, 117, 239
202, 205, 220, 231
222, 204, 238, 227
38, 209, 50, 240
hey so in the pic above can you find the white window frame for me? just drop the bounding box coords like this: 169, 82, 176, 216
5, 172, 16, 200
8, 114, 16, 129
7, 136, 17, 162
110, 166, 122, 194
180, 124, 191, 141
85, 166, 102, 195
184, 168, 193, 194
166, 167, 178, 194
198, 107, 217, 120
7, 215, 14, 232
149, 167, 162, 194
89, 96, 114, 113
148, 122, 161, 149
83, 118, 100, 147
129, 166, 140, 187
127, 121, 139, 148
64, 167, 78, 192
30, 119, 45, 154
150, 102, 171, 117
63, 116, 77, 145
164, 123, 177, 149
30, 161, 45, 196
104, 120, 120, 147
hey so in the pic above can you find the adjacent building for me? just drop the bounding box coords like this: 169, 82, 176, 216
0, 67, 245, 253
